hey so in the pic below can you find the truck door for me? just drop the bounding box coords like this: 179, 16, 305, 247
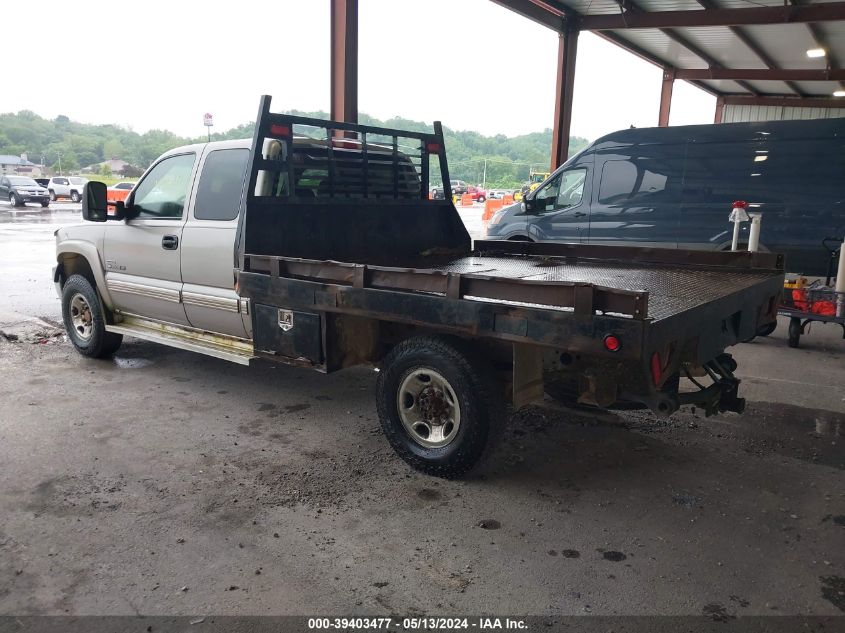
103, 152, 197, 326
528, 167, 589, 243
180, 146, 250, 338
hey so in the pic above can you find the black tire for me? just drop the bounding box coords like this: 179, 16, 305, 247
70, 190, 80, 203
49, 190, 56, 201
61, 274, 122, 358
787, 317, 801, 348
477, 195, 486, 203
376, 336, 504, 478
9, 192, 22, 207
41, 200, 50, 208
757, 321, 777, 337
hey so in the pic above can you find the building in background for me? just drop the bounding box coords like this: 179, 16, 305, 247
0, 154, 42, 177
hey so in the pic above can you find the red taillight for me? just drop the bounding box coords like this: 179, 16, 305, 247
270, 124, 290, 137
650, 352, 662, 386
604, 335, 621, 352
426, 142, 441, 154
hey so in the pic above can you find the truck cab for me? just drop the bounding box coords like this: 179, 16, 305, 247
54, 139, 253, 359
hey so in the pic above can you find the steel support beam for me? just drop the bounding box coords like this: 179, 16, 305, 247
551, 27, 579, 170
714, 95, 725, 123
578, 3, 845, 30
658, 68, 675, 126
676, 68, 845, 81
723, 95, 845, 108
330, 0, 358, 124
490, 0, 567, 30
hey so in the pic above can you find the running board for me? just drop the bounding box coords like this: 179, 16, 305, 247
106, 315, 255, 365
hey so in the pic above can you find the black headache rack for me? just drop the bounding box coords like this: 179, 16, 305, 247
236, 95, 470, 268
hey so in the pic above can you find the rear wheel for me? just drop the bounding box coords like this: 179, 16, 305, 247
61, 274, 122, 358
376, 336, 504, 478
756, 321, 777, 337
787, 317, 801, 348
70, 190, 80, 203
477, 195, 486, 203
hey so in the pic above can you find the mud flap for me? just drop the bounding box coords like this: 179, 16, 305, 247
512, 343, 544, 408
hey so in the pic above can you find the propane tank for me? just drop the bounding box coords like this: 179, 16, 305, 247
747, 214, 762, 252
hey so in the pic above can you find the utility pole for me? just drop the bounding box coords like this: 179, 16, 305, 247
482, 158, 487, 189
204, 113, 213, 143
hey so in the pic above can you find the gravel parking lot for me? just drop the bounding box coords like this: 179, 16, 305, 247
0, 203, 843, 618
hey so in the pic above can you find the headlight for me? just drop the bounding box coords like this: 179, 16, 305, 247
490, 209, 507, 225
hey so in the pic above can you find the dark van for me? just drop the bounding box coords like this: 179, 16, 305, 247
485, 118, 845, 275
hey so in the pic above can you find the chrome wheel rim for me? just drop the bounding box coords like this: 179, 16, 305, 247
397, 368, 461, 448
69, 293, 94, 341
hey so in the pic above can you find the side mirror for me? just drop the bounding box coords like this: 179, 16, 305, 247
82, 182, 108, 222
523, 196, 537, 214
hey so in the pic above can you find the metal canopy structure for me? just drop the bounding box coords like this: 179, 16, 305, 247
491, 0, 845, 168
328, 0, 845, 172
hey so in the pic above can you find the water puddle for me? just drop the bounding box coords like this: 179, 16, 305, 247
113, 357, 153, 369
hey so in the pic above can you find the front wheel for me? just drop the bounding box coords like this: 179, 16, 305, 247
41, 200, 50, 208
61, 274, 122, 358
70, 190, 80, 203
49, 190, 56, 201
9, 192, 21, 207
376, 336, 504, 478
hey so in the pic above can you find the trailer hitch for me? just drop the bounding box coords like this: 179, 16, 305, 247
679, 353, 745, 417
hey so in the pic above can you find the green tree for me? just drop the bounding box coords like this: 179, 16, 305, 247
103, 138, 124, 159
100, 163, 112, 176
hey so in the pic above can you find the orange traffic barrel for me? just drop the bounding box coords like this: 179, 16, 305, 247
502, 194, 514, 204
460, 193, 473, 206
482, 198, 504, 221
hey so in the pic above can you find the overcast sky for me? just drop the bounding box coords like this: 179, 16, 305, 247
3, 0, 714, 141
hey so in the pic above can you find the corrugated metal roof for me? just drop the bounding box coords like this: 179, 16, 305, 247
672, 26, 768, 68
495, 0, 845, 102
699, 79, 752, 93
612, 29, 710, 68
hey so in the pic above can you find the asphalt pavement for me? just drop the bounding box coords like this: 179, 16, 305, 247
0, 201, 843, 618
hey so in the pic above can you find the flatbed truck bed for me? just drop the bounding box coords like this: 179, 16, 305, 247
227, 96, 785, 476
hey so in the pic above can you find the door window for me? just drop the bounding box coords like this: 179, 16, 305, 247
533, 168, 586, 214
194, 149, 249, 221
132, 153, 196, 219
599, 159, 670, 204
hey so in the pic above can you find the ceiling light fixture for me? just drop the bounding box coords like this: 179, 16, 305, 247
806, 48, 826, 58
